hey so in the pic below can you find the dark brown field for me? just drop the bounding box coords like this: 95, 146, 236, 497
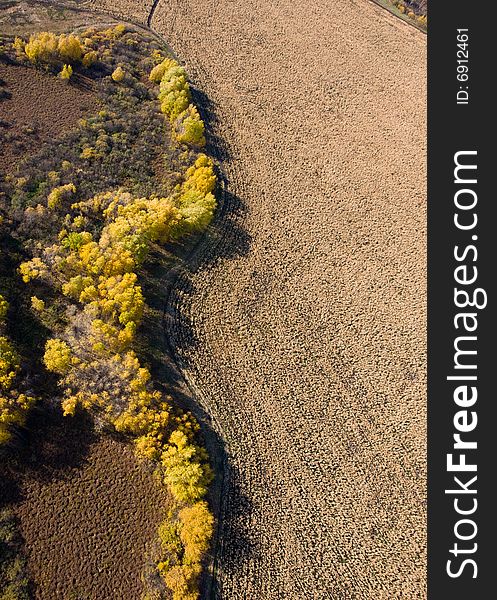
0, 62, 97, 172
9, 406, 168, 600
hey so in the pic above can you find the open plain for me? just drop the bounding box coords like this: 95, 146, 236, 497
83, 0, 423, 597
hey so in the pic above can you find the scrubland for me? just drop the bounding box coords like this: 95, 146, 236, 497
1, 10, 216, 599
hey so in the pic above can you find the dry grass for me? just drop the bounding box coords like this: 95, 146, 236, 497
0, 1, 114, 37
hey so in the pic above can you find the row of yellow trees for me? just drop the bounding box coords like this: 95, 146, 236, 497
152, 58, 206, 147
7, 30, 216, 600
21, 157, 216, 598
13, 30, 97, 79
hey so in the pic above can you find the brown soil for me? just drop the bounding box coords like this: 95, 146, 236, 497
149, 0, 426, 597
10, 407, 168, 600
0, 62, 97, 173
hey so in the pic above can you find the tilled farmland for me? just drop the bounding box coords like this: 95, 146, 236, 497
92, 1, 427, 598
7, 407, 169, 599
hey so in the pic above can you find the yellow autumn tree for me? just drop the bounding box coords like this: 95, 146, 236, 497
182, 154, 216, 195
161, 430, 213, 504
59, 64, 73, 80
173, 106, 205, 147
0, 295, 8, 321
179, 501, 214, 564
82, 50, 98, 68
31, 296, 45, 312
24, 31, 83, 65
160, 89, 191, 122
0, 392, 36, 444
43, 339, 72, 375
47, 183, 76, 209
111, 66, 125, 82
162, 563, 201, 600
19, 257, 48, 282
0, 336, 19, 391
12, 36, 25, 55
24, 31, 58, 63
57, 34, 84, 63
156, 64, 192, 123
149, 57, 177, 83
0, 335, 35, 444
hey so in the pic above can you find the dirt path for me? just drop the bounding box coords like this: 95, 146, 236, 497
96, 1, 426, 598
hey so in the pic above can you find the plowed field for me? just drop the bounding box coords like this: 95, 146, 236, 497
91, 1, 427, 597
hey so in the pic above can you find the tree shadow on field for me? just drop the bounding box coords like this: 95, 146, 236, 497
192, 87, 231, 164
139, 81, 255, 599
208, 466, 257, 599
0, 402, 96, 509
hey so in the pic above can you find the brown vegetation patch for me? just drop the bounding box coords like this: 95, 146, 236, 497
0, 62, 97, 173
12, 406, 169, 599
0, 0, 113, 38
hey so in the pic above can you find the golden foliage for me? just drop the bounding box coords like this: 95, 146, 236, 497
59, 63, 73, 80
149, 58, 177, 83
179, 501, 214, 565
183, 154, 216, 195
82, 50, 98, 68
0, 295, 8, 322
43, 338, 72, 375
151, 60, 207, 147
161, 430, 213, 504
24, 31, 58, 63
0, 392, 36, 444
173, 106, 205, 147
0, 335, 35, 444
0, 336, 19, 391
24, 32, 83, 65
57, 34, 84, 62
111, 66, 125, 82
158, 519, 182, 558
31, 296, 45, 312
162, 563, 201, 600
47, 183, 76, 209
19, 257, 47, 283
113, 24, 127, 37
12, 36, 25, 55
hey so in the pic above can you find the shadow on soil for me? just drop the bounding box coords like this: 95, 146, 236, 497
0, 402, 97, 509
138, 85, 254, 598
193, 87, 231, 164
